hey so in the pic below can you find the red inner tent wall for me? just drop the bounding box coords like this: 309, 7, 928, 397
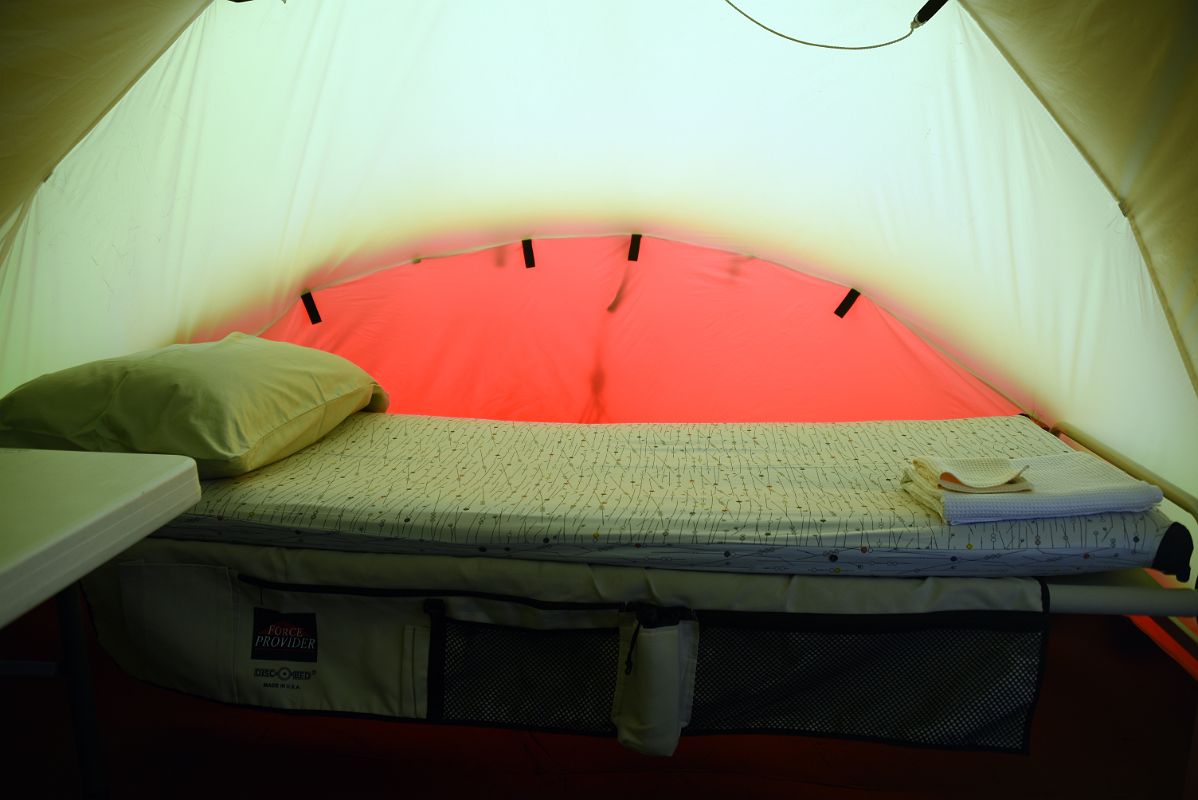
261, 236, 1018, 422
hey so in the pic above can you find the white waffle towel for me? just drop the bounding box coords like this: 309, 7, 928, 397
911, 456, 1030, 494
901, 451, 1163, 524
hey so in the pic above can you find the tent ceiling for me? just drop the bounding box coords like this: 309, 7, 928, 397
1, 1, 1193, 391
0, 0, 1194, 498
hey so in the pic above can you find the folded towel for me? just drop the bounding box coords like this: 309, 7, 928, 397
911, 456, 1029, 494
901, 451, 1163, 525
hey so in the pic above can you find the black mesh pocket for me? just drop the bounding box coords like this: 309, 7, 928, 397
689, 612, 1046, 752
434, 617, 619, 734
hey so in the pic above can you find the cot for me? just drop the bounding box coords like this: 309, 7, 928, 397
83, 412, 1194, 756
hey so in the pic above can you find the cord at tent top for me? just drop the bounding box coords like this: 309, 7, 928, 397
723, 0, 951, 50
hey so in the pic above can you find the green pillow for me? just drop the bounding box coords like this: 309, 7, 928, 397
0, 333, 389, 478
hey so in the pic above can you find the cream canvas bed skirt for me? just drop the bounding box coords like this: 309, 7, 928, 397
84, 538, 1050, 756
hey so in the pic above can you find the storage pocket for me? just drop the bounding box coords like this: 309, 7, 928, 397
688, 610, 1047, 752
610, 610, 699, 756
117, 562, 238, 701
426, 598, 620, 734
232, 578, 429, 717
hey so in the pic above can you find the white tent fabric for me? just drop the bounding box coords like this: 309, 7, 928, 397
0, 0, 210, 233
0, 0, 1195, 501
965, 0, 1198, 400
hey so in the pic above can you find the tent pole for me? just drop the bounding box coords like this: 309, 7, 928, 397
1046, 582, 1198, 617
1050, 420, 1198, 681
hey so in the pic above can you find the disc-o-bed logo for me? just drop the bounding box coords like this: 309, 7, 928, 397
252, 608, 317, 662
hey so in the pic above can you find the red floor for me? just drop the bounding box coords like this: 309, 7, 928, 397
2, 600, 1195, 799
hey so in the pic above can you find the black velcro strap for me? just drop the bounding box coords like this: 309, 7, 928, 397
834, 288, 860, 318
628, 234, 642, 262
300, 292, 322, 324
522, 239, 535, 269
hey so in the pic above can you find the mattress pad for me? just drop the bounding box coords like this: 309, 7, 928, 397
156, 413, 1187, 577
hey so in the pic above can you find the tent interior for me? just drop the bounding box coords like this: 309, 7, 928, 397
1, 0, 1197, 796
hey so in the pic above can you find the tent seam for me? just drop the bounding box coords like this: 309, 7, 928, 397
0, 197, 32, 279
958, 1, 1198, 401
0, 0, 214, 230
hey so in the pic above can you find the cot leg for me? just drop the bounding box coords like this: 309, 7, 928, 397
1187, 699, 1198, 800
57, 583, 107, 799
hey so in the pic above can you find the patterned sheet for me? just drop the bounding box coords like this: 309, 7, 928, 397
156, 414, 1179, 577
